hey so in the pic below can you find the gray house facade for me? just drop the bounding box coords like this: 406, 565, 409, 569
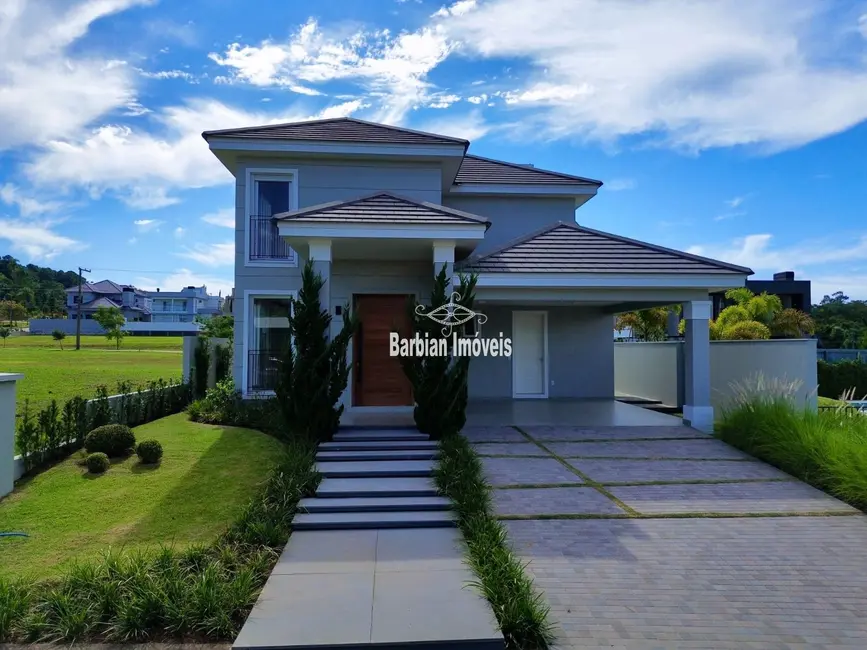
203, 117, 752, 431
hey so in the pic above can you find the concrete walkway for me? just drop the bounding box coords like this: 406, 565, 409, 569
466, 424, 867, 649
233, 429, 503, 650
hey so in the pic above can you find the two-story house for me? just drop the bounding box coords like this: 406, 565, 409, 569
66, 280, 152, 322
150, 285, 224, 323
203, 117, 753, 431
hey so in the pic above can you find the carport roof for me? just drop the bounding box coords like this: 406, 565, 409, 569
456, 221, 754, 275
273, 192, 490, 226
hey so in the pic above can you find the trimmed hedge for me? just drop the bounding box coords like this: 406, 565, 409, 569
84, 424, 136, 458
136, 439, 163, 464
817, 359, 867, 400
86, 452, 110, 474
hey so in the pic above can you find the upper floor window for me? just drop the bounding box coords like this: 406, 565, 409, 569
247, 171, 298, 265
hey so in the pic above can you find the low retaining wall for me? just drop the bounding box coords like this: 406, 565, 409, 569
28, 319, 201, 336
614, 338, 818, 411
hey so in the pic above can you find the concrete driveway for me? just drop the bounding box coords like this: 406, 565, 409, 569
464, 424, 867, 649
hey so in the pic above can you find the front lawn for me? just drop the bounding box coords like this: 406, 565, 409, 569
1, 345, 181, 415
0, 414, 284, 579
3, 334, 183, 350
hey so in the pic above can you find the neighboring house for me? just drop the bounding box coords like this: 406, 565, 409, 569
711, 271, 812, 318
66, 280, 152, 322
203, 117, 753, 431
150, 285, 225, 323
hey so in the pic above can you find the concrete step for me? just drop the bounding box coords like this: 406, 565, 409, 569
317, 477, 438, 498
317, 449, 439, 462
293, 510, 456, 531
333, 429, 429, 442
316, 460, 435, 478
298, 495, 452, 513
319, 440, 438, 452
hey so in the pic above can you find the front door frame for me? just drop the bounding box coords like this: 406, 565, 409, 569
511, 310, 549, 399
351, 292, 418, 408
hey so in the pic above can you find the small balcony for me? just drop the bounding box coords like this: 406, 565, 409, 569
250, 215, 295, 261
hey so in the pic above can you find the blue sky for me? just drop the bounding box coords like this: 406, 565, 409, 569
1, 0, 866, 300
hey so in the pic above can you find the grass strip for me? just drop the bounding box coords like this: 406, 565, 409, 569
513, 427, 638, 517
435, 434, 555, 650
0, 438, 320, 644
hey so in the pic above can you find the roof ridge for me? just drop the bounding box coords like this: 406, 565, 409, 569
202, 116, 469, 146
274, 191, 490, 226
461, 154, 603, 185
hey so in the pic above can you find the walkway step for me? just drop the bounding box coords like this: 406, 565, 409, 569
293, 510, 456, 530
316, 460, 435, 478
333, 429, 429, 442
320, 440, 438, 452
298, 495, 452, 513
317, 477, 438, 498
317, 449, 439, 462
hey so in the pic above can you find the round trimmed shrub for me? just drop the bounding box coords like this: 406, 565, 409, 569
84, 424, 136, 457
86, 452, 110, 474
136, 439, 163, 464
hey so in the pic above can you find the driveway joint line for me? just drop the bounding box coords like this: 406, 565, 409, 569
512, 426, 639, 517
498, 510, 864, 521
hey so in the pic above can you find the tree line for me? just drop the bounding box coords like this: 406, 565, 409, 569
0, 254, 82, 320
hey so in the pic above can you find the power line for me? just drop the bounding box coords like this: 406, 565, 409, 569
85, 267, 183, 274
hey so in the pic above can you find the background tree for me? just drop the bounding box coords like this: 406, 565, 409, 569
275, 261, 357, 441
614, 306, 679, 341
0, 327, 9, 347
52, 329, 67, 350
811, 292, 867, 349
93, 306, 127, 349
197, 314, 234, 340
0, 255, 79, 316
0, 299, 27, 325
400, 267, 478, 438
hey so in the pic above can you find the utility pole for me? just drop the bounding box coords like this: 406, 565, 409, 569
75, 266, 90, 350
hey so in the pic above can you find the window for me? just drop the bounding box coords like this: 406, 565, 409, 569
247, 297, 293, 392
247, 172, 298, 265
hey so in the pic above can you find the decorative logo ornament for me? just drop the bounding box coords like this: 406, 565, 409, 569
415, 291, 488, 336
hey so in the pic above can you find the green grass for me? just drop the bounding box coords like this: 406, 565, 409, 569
435, 434, 555, 650
717, 393, 867, 511
2, 334, 184, 350
0, 413, 285, 580
1, 340, 182, 415
818, 396, 846, 408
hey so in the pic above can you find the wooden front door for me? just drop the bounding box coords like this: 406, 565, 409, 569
354, 295, 413, 406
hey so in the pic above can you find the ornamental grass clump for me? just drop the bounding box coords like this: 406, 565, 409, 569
434, 434, 554, 650
717, 375, 867, 511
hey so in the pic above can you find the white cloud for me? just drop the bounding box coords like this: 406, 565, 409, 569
428, 93, 462, 108
440, 0, 867, 151
416, 110, 489, 140
23, 99, 363, 207
128, 237, 138, 245
859, 14, 867, 39
177, 241, 235, 267
432, 0, 478, 18
687, 233, 867, 272
174, 226, 186, 238
0, 184, 64, 216
209, 19, 453, 123
133, 218, 163, 232
466, 94, 487, 104
0, 0, 152, 149
0, 217, 83, 260
725, 196, 746, 208
201, 208, 235, 228
137, 68, 199, 82
809, 273, 867, 301
136, 269, 233, 298
604, 178, 636, 191
713, 210, 746, 222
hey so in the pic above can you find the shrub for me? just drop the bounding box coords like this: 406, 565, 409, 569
722, 320, 771, 340
85, 453, 110, 474
84, 424, 136, 457
188, 378, 241, 424
192, 338, 211, 400
135, 440, 163, 464
817, 359, 867, 400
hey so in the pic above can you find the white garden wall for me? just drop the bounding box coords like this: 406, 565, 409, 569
614, 339, 818, 412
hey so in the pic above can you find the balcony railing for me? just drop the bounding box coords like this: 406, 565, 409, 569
248, 350, 282, 393
250, 215, 295, 261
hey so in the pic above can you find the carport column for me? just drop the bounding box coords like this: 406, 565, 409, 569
433, 240, 455, 291
309, 239, 332, 340
0, 373, 23, 498
682, 300, 713, 432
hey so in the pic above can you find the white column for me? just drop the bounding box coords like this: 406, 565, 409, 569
433, 240, 455, 289
682, 300, 713, 432
0, 373, 23, 498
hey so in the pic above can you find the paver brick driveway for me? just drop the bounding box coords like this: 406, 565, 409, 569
465, 424, 867, 649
